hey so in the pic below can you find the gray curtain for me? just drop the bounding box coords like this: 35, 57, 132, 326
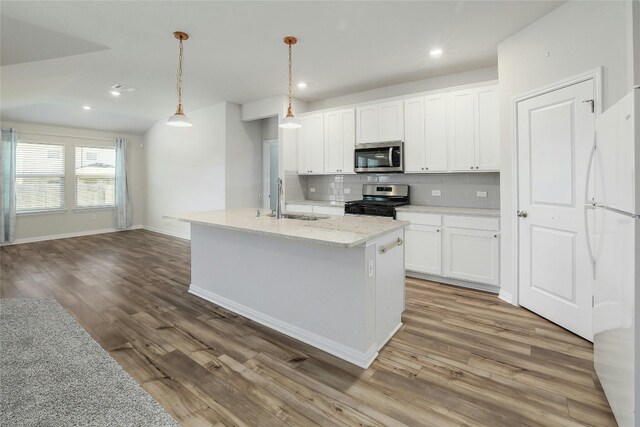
114, 138, 132, 230
1, 128, 17, 243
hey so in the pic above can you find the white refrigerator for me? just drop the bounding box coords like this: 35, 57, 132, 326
590, 88, 639, 427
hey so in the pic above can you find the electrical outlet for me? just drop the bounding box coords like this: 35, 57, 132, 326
309, 188, 315, 193
477, 191, 488, 198
432, 190, 442, 197
344, 188, 351, 194
368, 260, 374, 277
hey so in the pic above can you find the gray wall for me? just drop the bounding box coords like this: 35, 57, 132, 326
497, 0, 635, 302
302, 173, 500, 210
225, 103, 262, 209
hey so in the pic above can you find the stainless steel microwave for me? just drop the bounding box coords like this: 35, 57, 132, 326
354, 141, 403, 173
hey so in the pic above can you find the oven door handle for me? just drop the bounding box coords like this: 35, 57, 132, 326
388, 147, 393, 166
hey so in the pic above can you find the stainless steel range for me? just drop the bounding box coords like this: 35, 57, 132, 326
344, 184, 409, 218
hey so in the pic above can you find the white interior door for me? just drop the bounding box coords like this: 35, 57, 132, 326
517, 79, 595, 341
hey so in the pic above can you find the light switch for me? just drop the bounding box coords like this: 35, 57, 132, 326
477, 191, 488, 198
432, 190, 442, 197
309, 188, 315, 193
368, 260, 374, 277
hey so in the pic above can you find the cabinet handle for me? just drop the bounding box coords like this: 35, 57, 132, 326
436, 229, 440, 232
476, 166, 479, 169
425, 167, 429, 170
494, 234, 497, 238
470, 166, 474, 170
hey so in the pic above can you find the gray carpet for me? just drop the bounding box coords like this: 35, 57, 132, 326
1, 298, 179, 427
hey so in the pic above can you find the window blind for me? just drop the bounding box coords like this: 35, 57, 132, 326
16, 142, 66, 213
75, 146, 116, 208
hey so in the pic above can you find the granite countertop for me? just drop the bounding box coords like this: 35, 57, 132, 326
396, 205, 500, 217
164, 208, 407, 248
286, 200, 345, 207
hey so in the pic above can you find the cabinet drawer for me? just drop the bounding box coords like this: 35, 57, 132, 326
396, 212, 441, 226
285, 204, 313, 213
443, 215, 499, 231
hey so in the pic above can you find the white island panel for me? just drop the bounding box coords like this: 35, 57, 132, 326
172, 209, 407, 368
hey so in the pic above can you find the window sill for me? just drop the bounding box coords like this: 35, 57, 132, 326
73, 206, 116, 213
17, 209, 68, 216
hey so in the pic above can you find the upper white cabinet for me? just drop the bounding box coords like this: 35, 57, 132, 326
296, 82, 499, 176
448, 86, 500, 171
356, 101, 403, 144
378, 101, 404, 142
424, 94, 449, 172
403, 97, 426, 173
298, 114, 325, 175
475, 86, 500, 170
404, 94, 448, 172
324, 109, 355, 174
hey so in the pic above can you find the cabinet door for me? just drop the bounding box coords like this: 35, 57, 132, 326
324, 110, 342, 174
403, 97, 426, 172
378, 101, 404, 142
448, 90, 476, 171
404, 224, 441, 275
297, 116, 312, 174
442, 228, 499, 285
341, 109, 355, 174
424, 93, 448, 171
475, 86, 500, 170
356, 105, 378, 144
307, 114, 325, 174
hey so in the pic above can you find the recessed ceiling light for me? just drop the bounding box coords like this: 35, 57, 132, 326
82, 105, 92, 110
297, 82, 307, 89
430, 48, 443, 57
109, 90, 121, 96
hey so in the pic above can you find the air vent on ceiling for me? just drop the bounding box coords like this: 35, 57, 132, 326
111, 84, 137, 93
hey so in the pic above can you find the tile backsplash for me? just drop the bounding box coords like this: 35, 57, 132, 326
301, 172, 500, 209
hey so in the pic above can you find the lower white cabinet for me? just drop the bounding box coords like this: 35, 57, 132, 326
397, 211, 500, 287
442, 227, 499, 286
404, 224, 441, 275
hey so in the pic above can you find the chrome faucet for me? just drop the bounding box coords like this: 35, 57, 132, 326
276, 178, 283, 219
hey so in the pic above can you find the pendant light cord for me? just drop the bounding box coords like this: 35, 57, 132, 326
177, 38, 184, 108
287, 42, 293, 114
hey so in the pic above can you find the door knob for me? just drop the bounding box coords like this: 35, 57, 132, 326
517, 210, 528, 218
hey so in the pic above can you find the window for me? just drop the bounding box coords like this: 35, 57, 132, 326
75, 146, 116, 209
16, 142, 66, 213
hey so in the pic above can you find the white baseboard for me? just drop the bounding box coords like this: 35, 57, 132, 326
3, 225, 143, 246
142, 225, 190, 241
406, 271, 500, 294
498, 289, 516, 306
189, 284, 379, 368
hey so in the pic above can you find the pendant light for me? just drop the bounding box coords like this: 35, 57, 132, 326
279, 36, 302, 129
167, 31, 193, 127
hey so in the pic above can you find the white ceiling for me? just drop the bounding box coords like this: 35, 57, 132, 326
1, 1, 563, 135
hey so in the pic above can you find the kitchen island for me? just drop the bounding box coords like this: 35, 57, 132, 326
166, 209, 408, 368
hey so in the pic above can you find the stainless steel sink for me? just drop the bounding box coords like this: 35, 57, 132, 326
268, 213, 329, 221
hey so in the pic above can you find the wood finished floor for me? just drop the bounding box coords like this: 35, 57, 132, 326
1, 229, 616, 427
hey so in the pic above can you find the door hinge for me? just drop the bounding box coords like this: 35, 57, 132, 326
582, 99, 595, 113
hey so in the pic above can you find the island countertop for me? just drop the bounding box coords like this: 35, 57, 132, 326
165, 208, 408, 248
